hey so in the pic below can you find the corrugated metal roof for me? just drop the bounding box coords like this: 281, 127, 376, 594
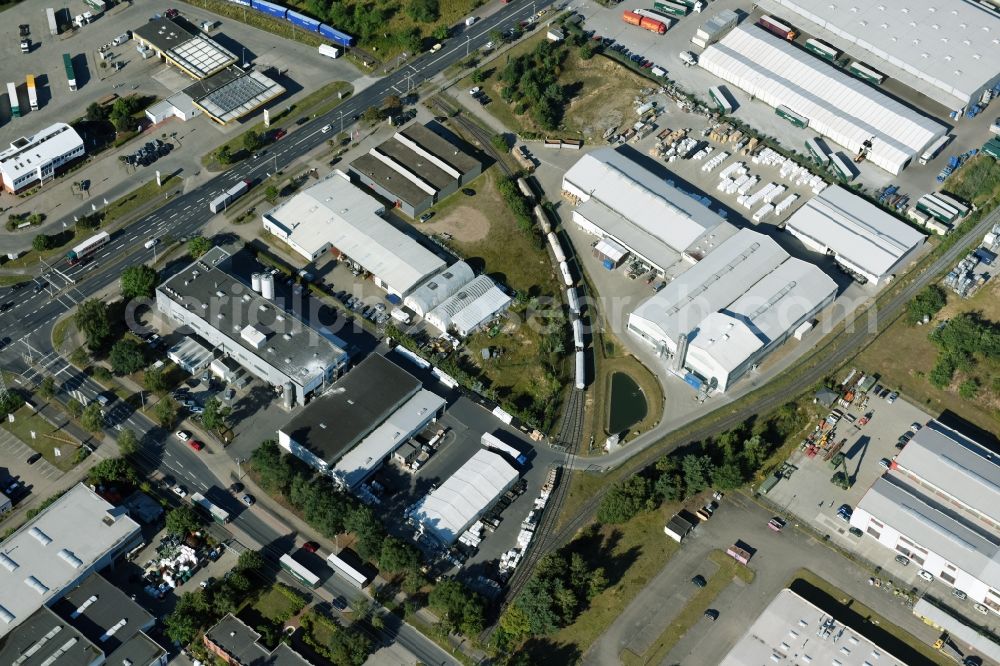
425, 275, 512, 334
785, 186, 925, 280
403, 261, 475, 317
698, 26, 947, 174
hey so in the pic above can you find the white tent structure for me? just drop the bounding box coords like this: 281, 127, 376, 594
403, 262, 476, 317
698, 26, 947, 174
409, 449, 519, 545
425, 275, 512, 336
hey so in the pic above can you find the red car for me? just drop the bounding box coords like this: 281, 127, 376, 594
273, 129, 287, 140
164, 8, 179, 18
187, 439, 204, 452
303, 541, 319, 553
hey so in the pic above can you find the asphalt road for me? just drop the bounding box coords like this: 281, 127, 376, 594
0, 2, 554, 661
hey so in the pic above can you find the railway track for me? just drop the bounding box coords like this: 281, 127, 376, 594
430, 97, 514, 177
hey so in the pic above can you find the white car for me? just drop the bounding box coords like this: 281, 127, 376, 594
469, 86, 482, 96
910, 422, 922, 432
144, 238, 159, 249
171, 485, 187, 498
174, 430, 190, 441
974, 603, 989, 615
917, 570, 934, 582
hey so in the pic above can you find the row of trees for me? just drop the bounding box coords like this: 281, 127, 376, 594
300, 611, 373, 666
85, 95, 151, 132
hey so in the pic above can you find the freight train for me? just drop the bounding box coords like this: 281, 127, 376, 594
231, 0, 355, 48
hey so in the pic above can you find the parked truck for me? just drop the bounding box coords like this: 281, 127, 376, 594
757, 15, 797, 40
26, 75, 38, 111
209, 179, 251, 213
318, 43, 340, 59
622, 10, 667, 34
63, 53, 77, 91
7, 83, 20, 118
47, 7, 58, 35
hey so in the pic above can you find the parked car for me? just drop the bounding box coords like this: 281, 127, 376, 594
703, 609, 719, 621
187, 439, 204, 451
917, 569, 934, 582
241, 494, 255, 506
171, 485, 187, 497
303, 541, 319, 553
910, 422, 922, 431
767, 517, 785, 532
848, 527, 864, 537
878, 458, 891, 470
953, 588, 968, 600
691, 575, 707, 588
230, 482, 244, 494
26, 452, 42, 465
175, 430, 190, 441
887, 391, 899, 404
974, 603, 989, 615
837, 504, 853, 520
894, 554, 910, 566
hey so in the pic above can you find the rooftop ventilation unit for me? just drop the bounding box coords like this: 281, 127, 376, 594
29, 527, 52, 546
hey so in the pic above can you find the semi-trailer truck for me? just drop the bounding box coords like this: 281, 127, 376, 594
26, 75, 38, 111
622, 10, 667, 34
47, 7, 58, 35
63, 53, 77, 91
757, 15, 797, 40
209, 180, 251, 213
7, 83, 20, 118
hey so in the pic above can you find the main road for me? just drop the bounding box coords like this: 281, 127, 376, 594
0, 2, 552, 662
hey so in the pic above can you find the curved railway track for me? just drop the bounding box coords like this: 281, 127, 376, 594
430, 97, 514, 177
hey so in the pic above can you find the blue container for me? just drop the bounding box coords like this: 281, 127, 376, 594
602, 258, 614, 270
386, 293, 402, 305
250, 0, 286, 19
319, 23, 355, 47
683, 373, 702, 391
287, 9, 320, 31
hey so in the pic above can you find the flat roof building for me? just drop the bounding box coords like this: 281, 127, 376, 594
720, 588, 906, 666
133, 18, 237, 79
403, 261, 475, 318
0, 123, 85, 193
785, 186, 925, 284
698, 26, 948, 174
0, 608, 103, 666
182, 67, 285, 124
166, 336, 214, 374
262, 172, 446, 296
156, 247, 349, 406
349, 123, 482, 218
204, 614, 313, 666
562, 148, 737, 273
408, 449, 519, 545
0, 484, 142, 638
760, 0, 1000, 109
425, 274, 512, 337
628, 228, 836, 392
850, 421, 1000, 611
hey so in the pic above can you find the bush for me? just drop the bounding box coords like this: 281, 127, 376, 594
906, 284, 947, 324
32, 234, 53, 252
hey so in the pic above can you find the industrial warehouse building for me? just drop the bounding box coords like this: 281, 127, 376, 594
628, 228, 836, 392
408, 449, 519, 545
262, 173, 446, 296
784, 186, 925, 284
0, 608, 103, 666
277, 354, 445, 488
403, 261, 475, 317
349, 123, 482, 218
562, 148, 738, 273
850, 421, 1000, 613
156, 247, 349, 406
0, 484, 142, 638
132, 18, 237, 79
720, 588, 906, 666
698, 26, 948, 174
0, 122, 85, 193
760, 0, 1000, 110
425, 274, 512, 337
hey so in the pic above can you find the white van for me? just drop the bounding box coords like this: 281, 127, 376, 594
321, 124, 332, 133
679, 51, 697, 67
465, 16, 478, 26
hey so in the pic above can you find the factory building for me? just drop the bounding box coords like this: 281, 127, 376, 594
628, 228, 836, 392
850, 421, 1000, 612
562, 148, 738, 274
277, 354, 445, 488
348, 123, 482, 218
760, 0, 1000, 109
262, 172, 446, 297
155, 247, 349, 407
424, 274, 512, 337
784, 186, 925, 285
698, 25, 948, 174
132, 18, 237, 80
0, 123, 85, 193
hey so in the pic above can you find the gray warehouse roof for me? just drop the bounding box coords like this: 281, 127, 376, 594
0, 608, 103, 666
397, 123, 481, 176
404, 261, 476, 317
280, 354, 421, 465
133, 18, 236, 79
761, 0, 1000, 107
51, 574, 154, 656
183, 67, 285, 124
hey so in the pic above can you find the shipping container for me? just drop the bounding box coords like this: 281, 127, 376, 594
250, 0, 287, 19
803, 38, 839, 62
318, 44, 340, 59
804, 137, 830, 165
47, 7, 58, 35
26, 75, 38, 111
757, 15, 796, 40
830, 153, 856, 182
708, 86, 733, 113
633, 9, 671, 31
63, 53, 77, 91
7, 83, 19, 118
653, 0, 687, 15
280, 554, 321, 588
326, 552, 370, 589
319, 23, 355, 47
67, 232, 110, 264
676, 0, 704, 8
915, 194, 958, 223
286, 9, 321, 32
918, 135, 950, 165
848, 61, 886, 85
209, 179, 251, 213
775, 104, 808, 128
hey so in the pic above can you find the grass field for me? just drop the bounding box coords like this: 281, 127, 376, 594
103, 175, 178, 225
3, 406, 80, 471
944, 155, 1000, 209
620, 550, 754, 665
0, 275, 30, 287
854, 276, 1000, 432
252, 586, 303, 623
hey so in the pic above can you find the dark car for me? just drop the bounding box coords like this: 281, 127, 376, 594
704, 609, 719, 621
230, 482, 244, 494
303, 541, 319, 553
0, 302, 13, 313
26, 452, 43, 465
691, 575, 707, 588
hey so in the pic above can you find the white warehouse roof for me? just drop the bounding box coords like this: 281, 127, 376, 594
403, 261, 475, 317
410, 449, 519, 545
761, 0, 1000, 108
333, 389, 446, 489
698, 26, 947, 174
426, 275, 512, 336
0, 484, 141, 637
563, 148, 729, 269
785, 186, 925, 282
262, 174, 445, 295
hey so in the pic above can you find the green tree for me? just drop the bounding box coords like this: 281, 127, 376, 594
120, 264, 159, 299
87, 457, 138, 486
959, 378, 980, 399
82, 402, 105, 433
164, 592, 210, 645
66, 397, 83, 418
681, 454, 714, 494
201, 397, 229, 431
32, 234, 52, 252
237, 549, 265, 573
406, 0, 439, 22
597, 475, 652, 524
383, 94, 402, 116
188, 236, 212, 258
39, 376, 56, 399
907, 284, 947, 324
165, 505, 202, 537
471, 68, 487, 83
489, 29, 503, 46
109, 339, 147, 375
491, 133, 509, 153
118, 428, 138, 457
362, 106, 381, 123
432, 24, 449, 40
264, 185, 279, 203
85, 102, 108, 122
428, 578, 486, 636
379, 537, 420, 573
154, 397, 178, 427
243, 129, 262, 152
144, 365, 168, 394
325, 623, 373, 666
579, 42, 595, 60
74, 299, 112, 351
215, 145, 233, 165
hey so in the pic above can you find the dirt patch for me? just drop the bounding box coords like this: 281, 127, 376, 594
422, 205, 491, 243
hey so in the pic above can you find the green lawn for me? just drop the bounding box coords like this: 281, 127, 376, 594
0, 275, 30, 287
103, 175, 178, 225
2, 406, 80, 471
252, 586, 302, 623
944, 154, 1000, 208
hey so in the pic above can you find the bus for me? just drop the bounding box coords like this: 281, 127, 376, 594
66, 231, 110, 264
7, 83, 20, 118
481, 432, 528, 466
190, 492, 231, 524
918, 135, 950, 165
848, 61, 886, 85
830, 153, 856, 182
775, 105, 808, 128
279, 554, 321, 589
803, 38, 840, 62
708, 86, 734, 113
804, 137, 830, 166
